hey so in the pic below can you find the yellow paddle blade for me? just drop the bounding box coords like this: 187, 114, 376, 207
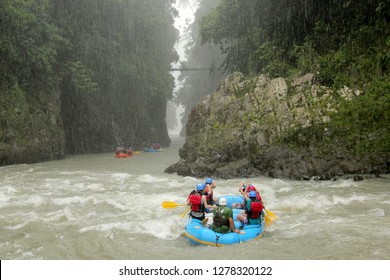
264, 214, 273, 227
265, 209, 278, 221
180, 206, 191, 218
162, 201, 188, 209
263, 209, 278, 228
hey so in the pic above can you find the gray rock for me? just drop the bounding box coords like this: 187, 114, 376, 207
165, 72, 389, 180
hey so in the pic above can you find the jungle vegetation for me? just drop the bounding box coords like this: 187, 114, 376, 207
1, 0, 177, 155
1, 0, 389, 161
198, 0, 390, 156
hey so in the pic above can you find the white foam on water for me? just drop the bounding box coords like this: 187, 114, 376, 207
59, 171, 89, 176
28, 194, 45, 205
104, 198, 129, 211
110, 172, 132, 181
38, 207, 76, 223
332, 194, 368, 205
277, 187, 293, 193
45, 178, 71, 184
78, 212, 185, 241
79, 222, 131, 233
0, 185, 17, 194
5, 211, 38, 226
141, 217, 184, 240
10, 195, 45, 207
84, 182, 106, 191
136, 174, 169, 183
51, 195, 97, 206
273, 192, 333, 215
368, 208, 385, 217
0, 192, 10, 204
22, 251, 34, 258
4, 222, 29, 230
336, 179, 359, 188
269, 178, 290, 187
327, 216, 349, 224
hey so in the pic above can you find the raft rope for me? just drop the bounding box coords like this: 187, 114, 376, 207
214, 230, 237, 246
215, 234, 220, 246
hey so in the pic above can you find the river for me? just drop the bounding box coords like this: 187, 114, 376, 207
0, 136, 389, 260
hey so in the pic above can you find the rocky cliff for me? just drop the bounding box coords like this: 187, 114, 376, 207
165, 72, 388, 180
0, 83, 171, 166
0, 85, 65, 165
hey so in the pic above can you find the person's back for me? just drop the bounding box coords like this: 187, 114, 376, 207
245, 191, 263, 225
212, 206, 233, 233
211, 197, 240, 234
187, 183, 212, 221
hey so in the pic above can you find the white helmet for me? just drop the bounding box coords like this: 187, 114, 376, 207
219, 197, 227, 206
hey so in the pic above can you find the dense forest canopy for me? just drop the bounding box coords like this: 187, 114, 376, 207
1, 0, 178, 160
200, 0, 390, 84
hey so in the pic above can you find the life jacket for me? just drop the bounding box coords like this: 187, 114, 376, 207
213, 207, 229, 228
189, 192, 204, 212
246, 199, 264, 220
246, 184, 257, 193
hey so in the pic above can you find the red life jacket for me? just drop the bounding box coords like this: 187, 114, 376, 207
247, 200, 264, 219
189, 192, 204, 212
246, 185, 256, 192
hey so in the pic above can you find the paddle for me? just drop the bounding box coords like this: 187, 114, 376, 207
162, 201, 188, 209
265, 209, 278, 220
263, 209, 278, 227
180, 206, 191, 218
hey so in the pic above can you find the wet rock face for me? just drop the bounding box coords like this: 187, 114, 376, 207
165, 72, 388, 180
1, 87, 65, 166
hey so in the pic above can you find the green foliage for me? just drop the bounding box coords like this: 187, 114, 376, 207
1, 0, 178, 155
0, 0, 61, 91
328, 79, 390, 155
281, 79, 390, 156
199, 0, 389, 158
64, 61, 98, 93
200, 0, 389, 82
232, 78, 257, 98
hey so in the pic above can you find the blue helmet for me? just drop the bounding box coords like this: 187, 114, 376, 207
196, 183, 206, 191
249, 191, 257, 198
205, 178, 213, 184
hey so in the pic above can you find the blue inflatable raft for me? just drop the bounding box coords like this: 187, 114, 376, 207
144, 148, 163, 152
184, 195, 265, 246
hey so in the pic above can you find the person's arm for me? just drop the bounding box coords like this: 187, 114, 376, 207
210, 182, 218, 203
202, 195, 214, 210
229, 217, 240, 233
239, 181, 245, 195
242, 191, 249, 200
